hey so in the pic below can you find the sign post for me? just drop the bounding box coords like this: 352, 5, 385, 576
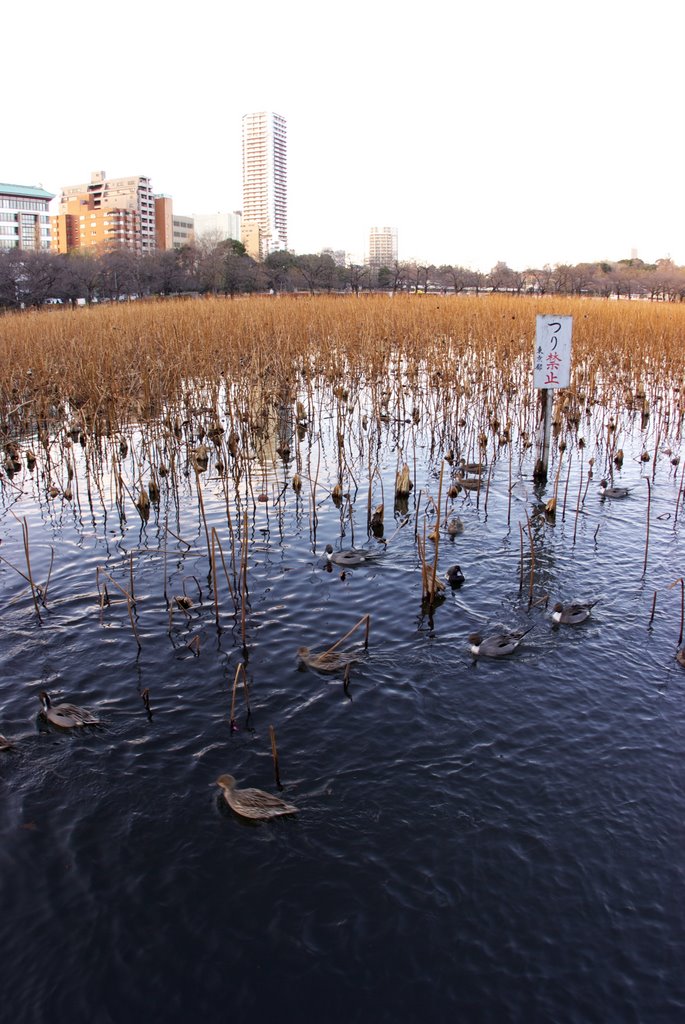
533, 315, 572, 483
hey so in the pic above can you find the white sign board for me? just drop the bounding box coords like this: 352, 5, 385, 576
534, 315, 572, 389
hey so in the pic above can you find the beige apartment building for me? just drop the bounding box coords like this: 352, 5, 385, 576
52, 171, 156, 254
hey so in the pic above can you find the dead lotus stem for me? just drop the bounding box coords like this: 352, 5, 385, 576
324, 614, 371, 655
21, 517, 42, 622
560, 452, 573, 521
230, 662, 251, 726
269, 725, 282, 789
210, 527, 237, 609
194, 468, 211, 569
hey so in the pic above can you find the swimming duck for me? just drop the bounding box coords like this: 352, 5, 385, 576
444, 564, 465, 587
455, 473, 482, 492
599, 480, 630, 498
324, 543, 381, 567
469, 625, 533, 658
216, 774, 299, 820
458, 459, 486, 475
297, 646, 358, 674
39, 691, 99, 728
446, 517, 465, 537
551, 600, 598, 625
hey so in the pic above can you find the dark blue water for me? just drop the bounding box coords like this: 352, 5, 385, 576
1, 392, 684, 1024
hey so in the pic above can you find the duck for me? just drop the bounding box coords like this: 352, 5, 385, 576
39, 691, 99, 728
455, 473, 482, 492
444, 564, 465, 587
297, 646, 358, 674
469, 625, 533, 658
216, 774, 299, 820
458, 459, 486, 475
0, 734, 14, 752
676, 649, 685, 668
599, 479, 630, 498
551, 600, 598, 625
324, 543, 381, 567
446, 516, 465, 537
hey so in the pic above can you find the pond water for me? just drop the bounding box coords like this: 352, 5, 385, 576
1, 380, 684, 1024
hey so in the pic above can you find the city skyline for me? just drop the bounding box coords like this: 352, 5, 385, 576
4, 0, 685, 271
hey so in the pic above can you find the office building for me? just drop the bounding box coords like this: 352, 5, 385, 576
194, 211, 242, 244
241, 112, 287, 260
0, 183, 54, 250
54, 171, 156, 254
366, 226, 398, 268
172, 215, 195, 248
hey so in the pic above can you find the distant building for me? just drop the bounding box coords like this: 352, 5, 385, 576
193, 211, 242, 244
52, 203, 140, 254
154, 196, 174, 250
241, 222, 262, 262
154, 197, 194, 250
321, 248, 347, 267
366, 226, 398, 268
0, 183, 54, 250
172, 215, 194, 248
241, 112, 287, 259
53, 171, 156, 254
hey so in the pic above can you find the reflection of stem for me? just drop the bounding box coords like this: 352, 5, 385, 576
518, 522, 524, 594
642, 479, 651, 577
524, 509, 535, 608
668, 577, 684, 647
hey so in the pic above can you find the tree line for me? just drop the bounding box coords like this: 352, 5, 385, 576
1, 239, 684, 309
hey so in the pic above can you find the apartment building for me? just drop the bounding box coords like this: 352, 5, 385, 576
241, 112, 287, 260
366, 226, 398, 268
53, 171, 156, 254
0, 183, 54, 250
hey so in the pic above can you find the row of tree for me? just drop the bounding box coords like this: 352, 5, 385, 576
1, 240, 684, 309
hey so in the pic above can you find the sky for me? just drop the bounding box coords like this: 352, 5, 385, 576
5, 0, 685, 271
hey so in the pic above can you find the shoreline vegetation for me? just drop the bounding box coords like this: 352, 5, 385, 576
2, 246, 685, 310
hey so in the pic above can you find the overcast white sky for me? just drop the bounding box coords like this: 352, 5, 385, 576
5, 0, 684, 270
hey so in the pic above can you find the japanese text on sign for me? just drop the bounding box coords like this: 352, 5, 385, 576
534, 315, 572, 389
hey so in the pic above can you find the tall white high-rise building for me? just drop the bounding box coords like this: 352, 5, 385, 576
366, 226, 398, 268
241, 112, 287, 260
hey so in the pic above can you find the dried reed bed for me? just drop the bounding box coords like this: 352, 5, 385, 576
1, 292, 684, 656
2, 294, 685, 433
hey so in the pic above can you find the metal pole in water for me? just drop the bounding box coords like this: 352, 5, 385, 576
533, 388, 553, 484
